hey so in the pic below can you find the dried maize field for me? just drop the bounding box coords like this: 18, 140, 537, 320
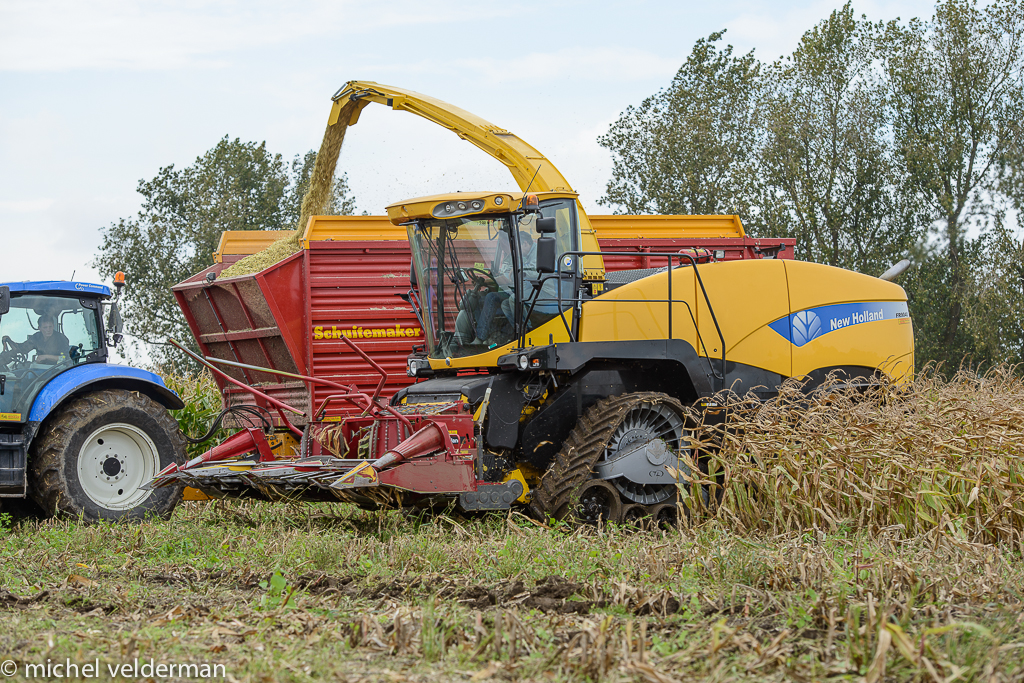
2, 369, 1024, 682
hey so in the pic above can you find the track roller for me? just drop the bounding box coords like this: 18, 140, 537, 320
621, 503, 650, 528
650, 502, 680, 529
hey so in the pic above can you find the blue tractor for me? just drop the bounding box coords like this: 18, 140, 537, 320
0, 279, 185, 522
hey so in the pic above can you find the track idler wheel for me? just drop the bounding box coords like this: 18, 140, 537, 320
565, 479, 622, 524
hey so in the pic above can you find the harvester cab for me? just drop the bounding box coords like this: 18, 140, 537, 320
395, 190, 585, 377
0, 279, 186, 522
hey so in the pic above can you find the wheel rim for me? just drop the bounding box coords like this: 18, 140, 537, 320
573, 479, 623, 524
76, 423, 159, 511
602, 401, 691, 505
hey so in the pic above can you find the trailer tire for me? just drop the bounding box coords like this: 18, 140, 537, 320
29, 389, 186, 523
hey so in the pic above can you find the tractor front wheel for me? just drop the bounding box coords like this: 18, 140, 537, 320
29, 389, 185, 522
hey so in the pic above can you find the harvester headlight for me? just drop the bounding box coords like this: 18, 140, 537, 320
407, 358, 430, 376
517, 354, 529, 370
494, 196, 504, 205
457, 202, 467, 211
471, 201, 482, 210
445, 204, 452, 213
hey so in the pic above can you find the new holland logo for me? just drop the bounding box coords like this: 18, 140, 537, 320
791, 310, 822, 346
768, 301, 910, 347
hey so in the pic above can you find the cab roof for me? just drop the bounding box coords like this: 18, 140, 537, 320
0, 281, 111, 297
386, 190, 578, 225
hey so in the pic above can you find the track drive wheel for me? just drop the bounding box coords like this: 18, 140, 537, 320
529, 392, 690, 523
29, 389, 186, 523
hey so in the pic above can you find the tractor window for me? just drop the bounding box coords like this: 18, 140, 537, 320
0, 295, 103, 421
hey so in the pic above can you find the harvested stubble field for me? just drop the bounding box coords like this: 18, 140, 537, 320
2, 370, 1024, 682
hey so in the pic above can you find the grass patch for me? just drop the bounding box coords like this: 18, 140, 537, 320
2, 502, 1023, 681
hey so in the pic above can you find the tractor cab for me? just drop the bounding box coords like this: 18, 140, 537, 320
390, 191, 579, 375
0, 281, 120, 425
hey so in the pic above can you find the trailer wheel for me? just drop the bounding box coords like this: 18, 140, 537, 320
529, 392, 690, 522
29, 389, 186, 523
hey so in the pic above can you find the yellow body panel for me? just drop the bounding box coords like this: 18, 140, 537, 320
578, 268, 699, 349
783, 261, 914, 382
578, 258, 913, 385
694, 260, 792, 378
588, 214, 745, 239
428, 312, 575, 371
786, 260, 909, 311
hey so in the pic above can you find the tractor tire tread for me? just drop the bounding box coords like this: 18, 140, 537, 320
28, 389, 186, 522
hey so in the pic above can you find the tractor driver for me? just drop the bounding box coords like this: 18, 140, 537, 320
2, 314, 70, 365
469, 232, 536, 345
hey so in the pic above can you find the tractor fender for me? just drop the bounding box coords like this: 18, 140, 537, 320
28, 364, 184, 425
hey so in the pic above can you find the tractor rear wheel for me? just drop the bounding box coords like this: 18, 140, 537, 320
529, 392, 692, 523
29, 389, 186, 523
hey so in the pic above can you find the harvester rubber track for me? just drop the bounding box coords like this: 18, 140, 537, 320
528, 392, 686, 521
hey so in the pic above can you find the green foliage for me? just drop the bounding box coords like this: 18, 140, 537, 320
758, 4, 926, 273
880, 0, 1024, 361
601, 0, 1024, 369
598, 30, 762, 217
93, 137, 358, 371
258, 571, 294, 611
161, 371, 227, 459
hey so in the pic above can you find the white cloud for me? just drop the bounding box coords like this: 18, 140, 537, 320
0, 0, 524, 72
0, 199, 54, 213
440, 47, 679, 83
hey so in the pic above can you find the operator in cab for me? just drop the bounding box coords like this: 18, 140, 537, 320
2, 314, 69, 365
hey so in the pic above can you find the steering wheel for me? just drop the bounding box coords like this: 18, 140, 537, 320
0, 337, 26, 371
463, 267, 498, 291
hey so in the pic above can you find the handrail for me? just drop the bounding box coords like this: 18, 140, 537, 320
535, 251, 727, 391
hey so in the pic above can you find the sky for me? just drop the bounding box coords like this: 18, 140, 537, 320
0, 0, 940, 287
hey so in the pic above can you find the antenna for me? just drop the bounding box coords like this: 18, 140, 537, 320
70, 270, 75, 281
517, 164, 542, 212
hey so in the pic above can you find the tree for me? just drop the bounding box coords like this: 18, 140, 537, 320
285, 150, 359, 223
881, 0, 1024, 365
93, 137, 358, 370
757, 4, 924, 273
598, 31, 762, 218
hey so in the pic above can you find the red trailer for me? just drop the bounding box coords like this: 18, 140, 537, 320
173, 214, 794, 427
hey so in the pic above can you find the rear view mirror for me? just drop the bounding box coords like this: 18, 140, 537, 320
536, 217, 557, 234
536, 236, 557, 274
107, 302, 123, 345
0, 286, 9, 316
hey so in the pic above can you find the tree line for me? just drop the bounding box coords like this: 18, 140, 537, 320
96, 0, 1024, 372
94, 138, 357, 369
599, 0, 1024, 370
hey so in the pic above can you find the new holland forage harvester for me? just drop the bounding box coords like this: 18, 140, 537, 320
147, 82, 914, 524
